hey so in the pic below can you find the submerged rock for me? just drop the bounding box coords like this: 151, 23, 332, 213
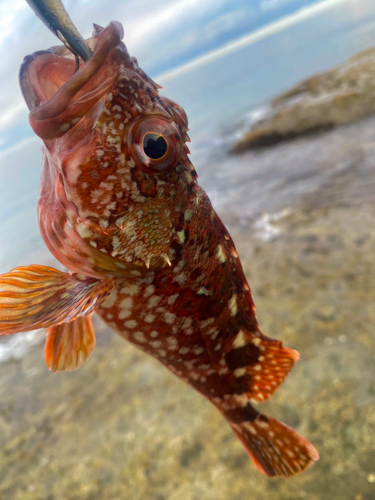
231, 47, 375, 153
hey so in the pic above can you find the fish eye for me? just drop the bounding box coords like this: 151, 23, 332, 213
128, 117, 183, 174
143, 133, 168, 160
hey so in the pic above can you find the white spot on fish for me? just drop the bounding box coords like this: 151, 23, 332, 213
166, 337, 178, 350
216, 244, 226, 263
145, 314, 155, 324
164, 312, 176, 325
133, 331, 145, 343
184, 171, 194, 184
234, 367, 247, 378
144, 285, 155, 298
124, 320, 137, 329
228, 294, 237, 316
150, 340, 161, 348
148, 295, 162, 308
184, 209, 194, 222
101, 289, 117, 309
76, 223, 93, 239
59, 123, 70, 132
233, 330, 246, 348
118, 297, 133, 320
120, 284, 140, 296
200, 318, 215, 329
177, 230, 185, 244
173, 272, 187, 285
167, 294, 179, 305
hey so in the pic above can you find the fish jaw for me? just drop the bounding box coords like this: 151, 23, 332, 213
19, 22, 125, 129
20, 22, 194, 277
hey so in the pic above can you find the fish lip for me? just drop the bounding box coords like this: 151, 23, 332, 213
109, 21, 124, 41
19, 50, 54, 110
20, 23, 127, 139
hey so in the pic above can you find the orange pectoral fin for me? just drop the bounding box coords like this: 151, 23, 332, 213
0, 265, 115, 335
45, 315, 96, 373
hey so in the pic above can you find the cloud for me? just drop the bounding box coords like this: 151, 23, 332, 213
0, 0, 28, 47
157, 0, 350, 83
203, 9, 253, 41
260, 0, 295, 11
0, 102, 26, 133
118, 0, 239, 68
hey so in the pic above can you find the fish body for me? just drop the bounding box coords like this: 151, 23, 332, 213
0, 22, 318, 476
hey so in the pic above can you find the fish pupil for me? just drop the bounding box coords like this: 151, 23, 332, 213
143, 133, 168, 159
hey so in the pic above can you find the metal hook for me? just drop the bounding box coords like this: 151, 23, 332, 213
25, 0, 92, 61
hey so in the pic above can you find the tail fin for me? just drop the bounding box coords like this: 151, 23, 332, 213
225, 403, 319, 477
0, 265, 115, 334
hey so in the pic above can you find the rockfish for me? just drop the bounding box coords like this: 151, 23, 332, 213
0, 21, 318, 477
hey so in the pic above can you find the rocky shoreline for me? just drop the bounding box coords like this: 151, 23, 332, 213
231, 47, 375, 153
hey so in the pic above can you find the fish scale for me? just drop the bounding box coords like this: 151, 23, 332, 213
0, 21, 318, 477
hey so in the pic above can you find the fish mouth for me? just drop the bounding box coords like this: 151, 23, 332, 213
19, 22, 128, 140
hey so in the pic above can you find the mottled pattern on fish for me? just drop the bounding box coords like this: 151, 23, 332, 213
0, 22, 318, 477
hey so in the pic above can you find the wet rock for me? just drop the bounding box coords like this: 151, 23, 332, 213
314, 305, 336, 323
231, 47, 375, 153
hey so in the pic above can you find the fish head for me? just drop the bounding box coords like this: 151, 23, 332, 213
19, 22, 196, 277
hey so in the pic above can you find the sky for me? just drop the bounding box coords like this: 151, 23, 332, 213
0, 0, 328, 154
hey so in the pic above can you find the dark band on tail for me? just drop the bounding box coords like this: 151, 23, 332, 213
223, 402, 260, 423
224, 402, 319, 477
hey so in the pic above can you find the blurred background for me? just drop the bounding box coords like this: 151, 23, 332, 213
0, 0, 375, 498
